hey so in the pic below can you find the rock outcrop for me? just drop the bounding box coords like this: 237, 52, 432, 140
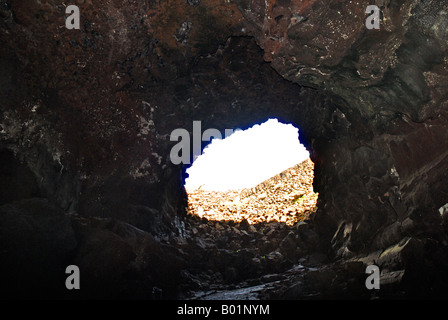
187, 158, 318, 225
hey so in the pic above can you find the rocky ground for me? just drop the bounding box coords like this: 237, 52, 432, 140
177, 158, 431, 300
1, 157, 445, 299
174, 159, 328, 298
186, 158, 318, 226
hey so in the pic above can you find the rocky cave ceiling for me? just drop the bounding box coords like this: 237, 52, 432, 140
1, 0, 448, 299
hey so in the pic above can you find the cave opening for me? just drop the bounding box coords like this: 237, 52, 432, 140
184, 118, 318, 226
179, 118, 322, 295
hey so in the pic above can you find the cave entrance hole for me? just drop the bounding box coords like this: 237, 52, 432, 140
184, 118, 318, 226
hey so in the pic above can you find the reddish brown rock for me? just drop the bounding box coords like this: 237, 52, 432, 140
1, 0, 448, 299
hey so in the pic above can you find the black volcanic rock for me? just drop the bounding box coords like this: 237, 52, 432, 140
0, 198, 77, 299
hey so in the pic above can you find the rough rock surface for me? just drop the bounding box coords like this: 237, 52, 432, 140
187, 158, 318, 225
1, 0, 448, 299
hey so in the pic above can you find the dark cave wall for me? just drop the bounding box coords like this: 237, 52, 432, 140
1, 0, 448, 297
235, 0, 448, 257
0, 0, 331, 235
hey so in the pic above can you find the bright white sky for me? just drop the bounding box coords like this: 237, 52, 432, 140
184, 118, 309, 191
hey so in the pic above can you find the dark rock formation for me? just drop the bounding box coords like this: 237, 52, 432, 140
1, 0, 448, 299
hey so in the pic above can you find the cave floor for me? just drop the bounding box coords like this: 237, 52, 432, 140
176, 158, 378, 299
177, 213, 376, 300
177, 159, 327, 299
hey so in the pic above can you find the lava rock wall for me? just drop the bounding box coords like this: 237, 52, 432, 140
1, 0, 448, 298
